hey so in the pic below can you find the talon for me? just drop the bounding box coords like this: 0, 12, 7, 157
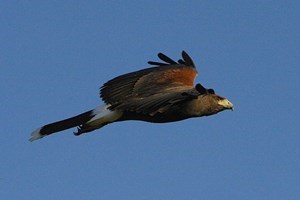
73, 125, 83, 136
74, 130, 80, 136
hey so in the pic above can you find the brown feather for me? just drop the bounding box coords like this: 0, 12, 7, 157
109, 87, 199, 115
30, 51, 233, 141
100, 52, 198, 112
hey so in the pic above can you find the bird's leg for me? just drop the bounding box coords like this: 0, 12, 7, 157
73, 124, 84, 136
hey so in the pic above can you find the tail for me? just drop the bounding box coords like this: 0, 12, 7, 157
29, 104, 122, 142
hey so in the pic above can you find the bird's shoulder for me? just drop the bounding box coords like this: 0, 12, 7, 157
100, 51, 198, 105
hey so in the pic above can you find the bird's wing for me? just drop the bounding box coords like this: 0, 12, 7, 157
100, 51, 198, 115
110, 87, 200, 116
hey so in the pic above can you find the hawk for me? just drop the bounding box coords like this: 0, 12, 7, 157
30, 51, 233, 141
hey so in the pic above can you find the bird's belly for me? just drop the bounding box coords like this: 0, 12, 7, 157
119, 110, 190, 123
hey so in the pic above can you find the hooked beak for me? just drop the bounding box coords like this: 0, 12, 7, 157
218, 98, 234, 111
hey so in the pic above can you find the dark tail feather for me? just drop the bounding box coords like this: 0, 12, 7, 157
30, 110, 94, 142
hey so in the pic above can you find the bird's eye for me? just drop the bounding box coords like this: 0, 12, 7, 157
217, 96, 224, 101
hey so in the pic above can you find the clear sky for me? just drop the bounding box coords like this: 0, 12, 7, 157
1, 1, 299, 199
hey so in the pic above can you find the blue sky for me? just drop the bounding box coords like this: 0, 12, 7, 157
1, 0, 299, 199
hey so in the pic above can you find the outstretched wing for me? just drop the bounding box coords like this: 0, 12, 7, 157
109, 87, 200, 116
100, 51, 199, 115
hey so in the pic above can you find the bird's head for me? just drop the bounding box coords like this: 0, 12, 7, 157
206, 94, 234, 114
214, 95, 234, 111
189, 93, 234, 117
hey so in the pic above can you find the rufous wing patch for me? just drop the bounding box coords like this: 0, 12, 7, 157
155, 68, 197, 86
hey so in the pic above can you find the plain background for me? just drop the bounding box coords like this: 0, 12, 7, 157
1, 1, 299, 199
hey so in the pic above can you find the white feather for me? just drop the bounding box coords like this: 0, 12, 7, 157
29, 104, 122, 142
88, 104, 122, 125
29, 127, 43, 142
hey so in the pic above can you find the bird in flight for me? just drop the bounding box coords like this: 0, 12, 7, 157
30, 51, 233, 141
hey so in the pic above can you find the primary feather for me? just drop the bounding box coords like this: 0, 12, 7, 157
30, 51, 233, 141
